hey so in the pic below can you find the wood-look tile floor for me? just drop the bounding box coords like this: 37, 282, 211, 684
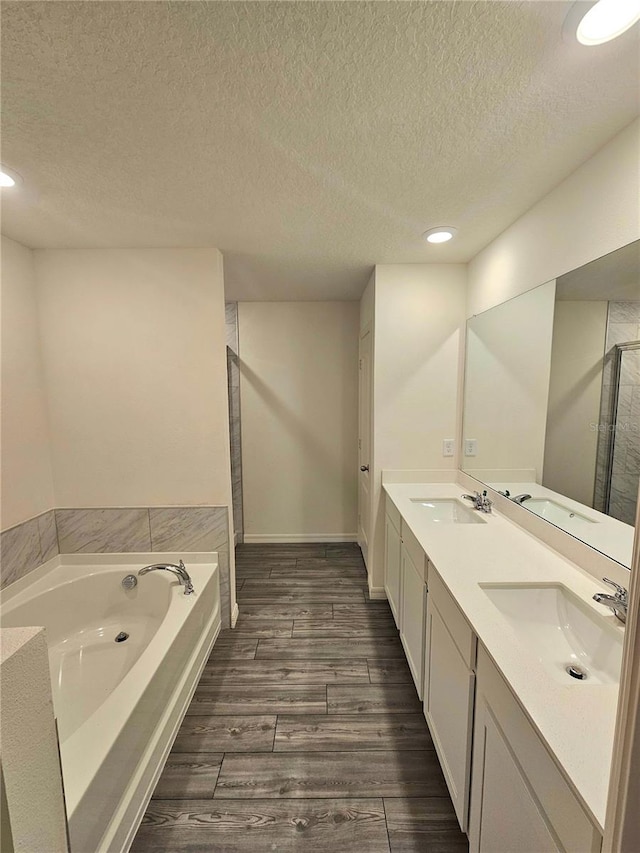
132, 543, 469, 853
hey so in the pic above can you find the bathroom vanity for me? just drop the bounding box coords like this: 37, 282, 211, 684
383, 480, 623, 852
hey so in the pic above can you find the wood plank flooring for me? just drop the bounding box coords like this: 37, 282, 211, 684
132, 542, 468, 853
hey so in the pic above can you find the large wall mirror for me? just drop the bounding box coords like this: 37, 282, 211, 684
462, 240, 640, 569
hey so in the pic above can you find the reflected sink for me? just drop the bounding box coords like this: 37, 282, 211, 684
410, 499, 486, 524
521, 498, 596, 527
481, 583, 622, 685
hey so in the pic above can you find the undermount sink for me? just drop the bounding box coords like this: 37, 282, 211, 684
410, 499, 486, 524
521, 498, 596, 527
481, 583, 622, 685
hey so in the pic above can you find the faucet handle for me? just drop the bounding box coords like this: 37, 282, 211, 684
603, 578, 628, 601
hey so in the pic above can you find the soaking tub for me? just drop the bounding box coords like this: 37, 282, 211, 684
1, 551, 221, 853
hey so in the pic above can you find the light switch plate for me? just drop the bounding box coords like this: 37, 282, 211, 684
442, 439, 455, 457
464, 438, 478, 457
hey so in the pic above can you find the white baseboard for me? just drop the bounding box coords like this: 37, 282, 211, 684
242, 533, 359, 544
368, 585, 387, 600
231, 602, 239, 627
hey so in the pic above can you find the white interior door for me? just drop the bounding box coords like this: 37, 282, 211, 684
358, 327, 372, 564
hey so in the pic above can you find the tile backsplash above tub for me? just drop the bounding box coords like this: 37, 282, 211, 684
149, 506, 228, 552
1, 507, 231, 625
0, 510, 59, 589
56, 508, 151, 554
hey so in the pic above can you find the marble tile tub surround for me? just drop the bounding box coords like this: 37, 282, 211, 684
56, 508, 151, 554
0, 510, 59, 589
1, 506, 233, 625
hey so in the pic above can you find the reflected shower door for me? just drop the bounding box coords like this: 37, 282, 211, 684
607, 342, 640, 525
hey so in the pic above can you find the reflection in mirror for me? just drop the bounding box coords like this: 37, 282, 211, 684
462, 240, 639, 569
599, 341, 640, 522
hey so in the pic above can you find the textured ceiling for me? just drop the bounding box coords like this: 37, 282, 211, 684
1, 1, 638, 300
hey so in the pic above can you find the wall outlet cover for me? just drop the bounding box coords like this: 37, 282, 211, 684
442, 439, 455, 457
464, 438, 478, 457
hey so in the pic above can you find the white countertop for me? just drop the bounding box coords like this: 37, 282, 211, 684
383, 480, 622, 832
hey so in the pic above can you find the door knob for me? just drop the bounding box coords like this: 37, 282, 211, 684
360, 465, 369, 472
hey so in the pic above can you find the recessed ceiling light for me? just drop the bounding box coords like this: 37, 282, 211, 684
423, 227, 457, 244
0, 166, 22, 188
576, 0, 640, 45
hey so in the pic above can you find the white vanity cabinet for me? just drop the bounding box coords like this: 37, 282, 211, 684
469, 645, 603, 853
384, 497, 428, 698
399, 521, 427, 699
423, 568, 477, 832
384, 497, 402, 628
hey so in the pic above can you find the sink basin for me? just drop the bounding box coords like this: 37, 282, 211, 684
481, 583, 622, 685
410, 499, 486, 524
521, 498, 596, 527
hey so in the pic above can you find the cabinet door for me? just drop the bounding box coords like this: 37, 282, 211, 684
384, 514, 402, 629
400, 547, 426, 699
424, 601, 475, 831
472, 706, 561, 853
470, 647, 602, 853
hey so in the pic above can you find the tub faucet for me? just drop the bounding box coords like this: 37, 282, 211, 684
593, 578, 628, 624
139, 559, 194, 595
512, 494, 532, 505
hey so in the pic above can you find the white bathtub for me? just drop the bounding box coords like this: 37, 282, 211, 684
1, 552, 220, 853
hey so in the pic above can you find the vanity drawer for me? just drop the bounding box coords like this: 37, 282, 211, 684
429, 569, 476, 670
401, 520, 427, 581
386, 495, 402, 534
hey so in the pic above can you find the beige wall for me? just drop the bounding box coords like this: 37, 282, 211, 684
1, 237, 55, 529
543, 301, 609, 506
367, 264, 467, 591
463, 280, 556, 481
34, 248, 233, 509
239, 301, 359, 539
374, 264, 467, 471
467, 118, 640, 317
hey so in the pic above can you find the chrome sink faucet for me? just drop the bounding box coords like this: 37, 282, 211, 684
139, 559, 195, 595
461, 490, 493, 513
511, 494, 532, 505
593, 578, 628, 624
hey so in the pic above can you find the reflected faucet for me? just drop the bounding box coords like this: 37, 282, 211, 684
512, 494, 532, 505
139, 559, 194, 595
